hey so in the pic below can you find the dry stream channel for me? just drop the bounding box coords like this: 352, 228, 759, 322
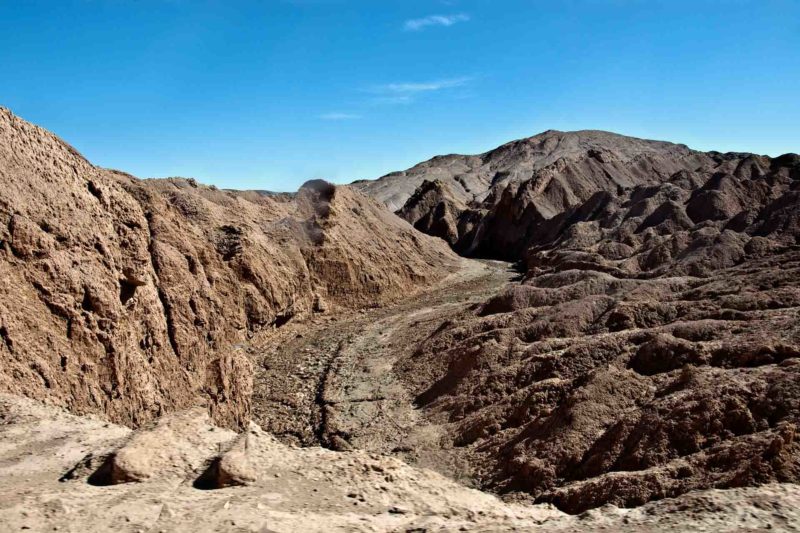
251, 258, 516, 484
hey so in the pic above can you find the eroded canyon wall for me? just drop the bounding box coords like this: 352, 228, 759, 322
0, 108, 458, 429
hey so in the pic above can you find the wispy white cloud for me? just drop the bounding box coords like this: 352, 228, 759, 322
319, 112, 361, 120
403, 13, 469, 31
368, 95, 414, 106
366, 76, 472, 105
383, 79, 469, 93
372, 77, 472, 95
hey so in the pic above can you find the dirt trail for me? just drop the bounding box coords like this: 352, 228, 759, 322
251, 258, 515, 479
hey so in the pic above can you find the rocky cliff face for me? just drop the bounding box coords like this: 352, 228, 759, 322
0, 108, 457, 429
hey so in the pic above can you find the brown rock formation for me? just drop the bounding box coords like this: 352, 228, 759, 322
397, 179, 467, 245
357, 130, 799, 263
0, 107, 458, 430
4, 107, 800, 519
400, 252, 800, 512
385, 132, 800, 512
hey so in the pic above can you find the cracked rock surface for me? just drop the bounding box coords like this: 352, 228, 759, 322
0, 107, 457, 430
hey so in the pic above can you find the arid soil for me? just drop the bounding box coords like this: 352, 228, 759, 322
2, 108, 800, 531
250, 258, 514, 474
3, 356, 800, 532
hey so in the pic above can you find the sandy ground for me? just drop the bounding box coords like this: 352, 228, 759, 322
1, 393, 799, 532
2, 258, 800, 532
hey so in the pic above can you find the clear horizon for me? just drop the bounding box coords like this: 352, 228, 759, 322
2, 0, 798, 192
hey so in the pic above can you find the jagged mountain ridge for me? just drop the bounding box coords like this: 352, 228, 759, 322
356, 129, 701, 210
355, 129, 797, 262
367, 130, 800, 511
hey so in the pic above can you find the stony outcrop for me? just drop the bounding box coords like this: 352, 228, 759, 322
392, 135, 800, 512
0, 107, 458, 430
397, 179, 467, 245
357, 130, 799, 264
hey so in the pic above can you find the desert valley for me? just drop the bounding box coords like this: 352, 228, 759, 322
0, 106, 799, 531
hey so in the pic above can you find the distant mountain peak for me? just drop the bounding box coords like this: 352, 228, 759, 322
354, 130, 702, 213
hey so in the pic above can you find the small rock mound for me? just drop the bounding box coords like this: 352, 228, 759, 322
194, 423, 274, 489
88, 408, 235, 485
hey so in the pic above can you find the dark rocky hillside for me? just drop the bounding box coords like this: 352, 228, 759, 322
368, 130, 800, 511
357, 130, 799, 263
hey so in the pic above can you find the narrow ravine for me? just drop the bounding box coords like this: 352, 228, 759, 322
250, 258, 517, 480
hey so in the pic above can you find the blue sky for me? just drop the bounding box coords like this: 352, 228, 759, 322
2, 0, 798, 191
